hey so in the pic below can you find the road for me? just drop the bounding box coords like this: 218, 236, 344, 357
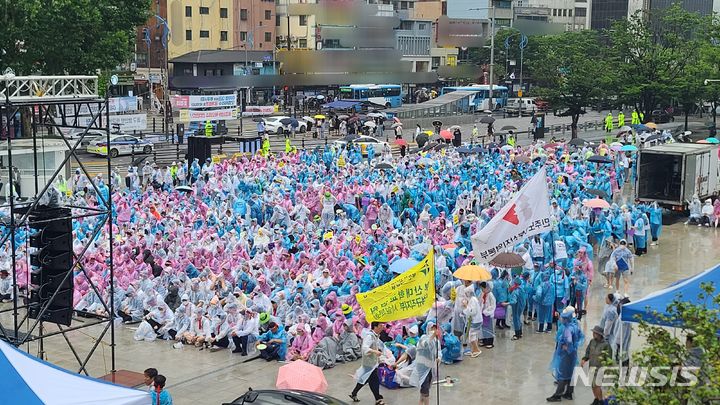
71, 109, 687, 177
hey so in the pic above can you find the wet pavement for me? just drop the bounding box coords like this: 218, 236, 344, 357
11, 219, 717, 405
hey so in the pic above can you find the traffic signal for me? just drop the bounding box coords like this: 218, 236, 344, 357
27, 207, 74, 326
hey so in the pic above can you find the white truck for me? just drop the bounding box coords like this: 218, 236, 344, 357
636, 143, 720, 210
503, 98, 536, 116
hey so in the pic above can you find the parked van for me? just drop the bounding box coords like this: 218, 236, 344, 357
504, 98, 536, 116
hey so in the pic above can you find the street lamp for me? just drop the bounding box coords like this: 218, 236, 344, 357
468, 7, 496, 111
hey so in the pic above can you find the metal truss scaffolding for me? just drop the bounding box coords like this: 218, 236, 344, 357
0, 75, 116, 376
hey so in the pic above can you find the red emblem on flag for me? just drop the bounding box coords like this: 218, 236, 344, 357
502, 204, 519, 225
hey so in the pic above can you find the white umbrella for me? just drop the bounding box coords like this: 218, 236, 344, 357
303, 116, 316, 124
364, 121, 377, 128
391, 122, 402, 129
501, 145, 514, 151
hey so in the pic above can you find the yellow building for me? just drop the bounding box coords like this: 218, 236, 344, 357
167, 0, 235, 60
275, 1, 317, 50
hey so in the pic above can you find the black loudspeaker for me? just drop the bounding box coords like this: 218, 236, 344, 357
187, 136, 212, 164
26, 207, 74, 326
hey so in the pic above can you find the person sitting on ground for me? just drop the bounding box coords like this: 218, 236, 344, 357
151, 374, 174, 405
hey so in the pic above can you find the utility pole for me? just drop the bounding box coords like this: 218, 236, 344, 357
286, 0, 292, 51
469, 6, 496, 110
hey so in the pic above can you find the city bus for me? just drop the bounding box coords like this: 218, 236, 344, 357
440, 85, 509, 111
338, 84, 403, 108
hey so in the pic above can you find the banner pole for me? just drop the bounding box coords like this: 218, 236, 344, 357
549, 231, 559, 325
434, 247, 440, 405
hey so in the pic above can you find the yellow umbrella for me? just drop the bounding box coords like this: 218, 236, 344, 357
423, 130, 433, 135
454, 265, 492, 281
314, 114, 326, 119
645, 122, 657, 129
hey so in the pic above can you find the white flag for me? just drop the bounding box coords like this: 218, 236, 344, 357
471, 170, 552, 262
509, 72, 516, 80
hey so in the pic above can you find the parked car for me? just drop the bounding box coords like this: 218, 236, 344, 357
333, 135, 389, 156
504, 98, 536, 116
651, 109, 675, 123
223, 389, 349, 405
263, 116, 308, 135
65, 129, 107, 146
86, 135, 154, 158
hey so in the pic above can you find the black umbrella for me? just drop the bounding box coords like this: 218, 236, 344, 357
175, 185, 193, 193
429, 134, 442, 142
587, 155, 613, 164
433, 143, 450, 151
479, 116, 496, 124
420, 143, 435, 152
252, 117, 265, 122
457, 146, 473, 154
470, 146, 484, 154
432, 120, 443, 127
568, 138, 589, 146
342, 134, 360, 143
500, 125, 517, 131
415, 133, 429, 146
586, 188, 609, 199
375, 162, 394, 170
487, 142, 499, 149
279, 118, 293, 125
645, 133, 661, 142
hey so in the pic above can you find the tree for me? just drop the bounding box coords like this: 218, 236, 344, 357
1, 0, 150, 75
529, 30, 613, 139
468, 28, 542, 91
608, 5, 711, 118
612, 284, 720, 404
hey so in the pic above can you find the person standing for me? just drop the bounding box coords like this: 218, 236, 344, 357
617, 111, 625, 128
410, 321, 441, 405
508, 276, 527, 340
257, 120, 266, 137
204, 120, 213, 137
609, 240, 633, 294
581, 325, 612, 405
479, 281, 496, 349
604, 112, 614, 133
631, 109, 640, 125
547, 306, 583, 402
471, 124, 479, 144
349, 321, 386, 404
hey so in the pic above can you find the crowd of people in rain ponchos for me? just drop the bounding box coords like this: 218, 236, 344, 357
0, 137, 666, 390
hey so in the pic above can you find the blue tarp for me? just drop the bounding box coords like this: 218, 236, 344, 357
322, 100, 361, 109
621, 264, 720, 326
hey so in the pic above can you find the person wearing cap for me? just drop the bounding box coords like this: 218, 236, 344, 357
231, 309, 259, 356
508, 276, 527, 340
257, 321, 287, 361
581, 325, 612, 405
609, 240, 633, 294
547, 306, 583, 402
350, 321, 386, 404
410, 321, 441, 405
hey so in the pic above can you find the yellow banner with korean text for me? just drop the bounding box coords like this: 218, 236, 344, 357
357, 249, 435, 322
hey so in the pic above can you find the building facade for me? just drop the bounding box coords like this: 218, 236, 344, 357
167, 0, 236, 59
232, 0, 277, 51
396, 20, 433, 72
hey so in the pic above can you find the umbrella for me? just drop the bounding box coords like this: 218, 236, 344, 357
252, 117, 265, 122
456, 146, 473, 154
175, 185, 193, 193
432, 120, 443, 127
706, 137, 720, 144
633, 124, 650, 132
433, 143, 450, 151
617, 125, 632, 133
411, 242, 432, 254
342, 134, 360, 143
314, 114, 326, 119
375, 162, 394, 170
543, 143, 560, 150
697, 139, 711, 144
391, 122, 402, 129
390, 258, 420, 274
470, 146, 484, 154
415, 133, 429, 145
489, 252, 525, 268
393, 116, 401, 123
645, 133, 661, 142
439, 130, 453, 140
587, 155, 613, 164
586, 188, 609, 199
417, 157, 435, 166
364, 121, 377, 128
337, 114, 349, 120
423, 130, 434, 135
515, 155, 531, 164
367, 112, 385, 118
620, 144, 638, 152
448, 125, 461, 131
500, 145, 514, 152
500, 125, 517, 131
454, 265, 492, 281
276, 360, 328, 393
479, 116, 495, 124
303, 116, 316, 123
610, 142, 623, 147
429, 134, 442, 142
347, 116, 360, 123
645, 122, 658, 129
583, 198, 610, 209
568, 138, 589, 146
394, 139, 408, 146
279, 117, 294, 125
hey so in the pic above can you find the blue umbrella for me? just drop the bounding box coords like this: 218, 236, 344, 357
632, 124, 649, 132
705, 137, 719, 144
390, 258, 420, 274
620, 145, 638, 152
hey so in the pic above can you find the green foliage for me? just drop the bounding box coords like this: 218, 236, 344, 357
528, 30, 613, 138
1, 0, 151, 75
612, 284, 720, 404
607, 5, 711, 117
